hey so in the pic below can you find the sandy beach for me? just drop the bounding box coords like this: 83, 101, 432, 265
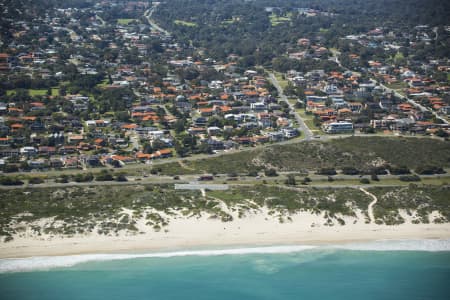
1, 208, 449, 259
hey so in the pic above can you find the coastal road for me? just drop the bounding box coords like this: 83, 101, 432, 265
144, 4, 171, 37
268, 73, 314, 139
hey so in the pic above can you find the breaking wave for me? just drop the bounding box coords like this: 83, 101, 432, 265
0, 245, 317, 273
1, 239, 449, 273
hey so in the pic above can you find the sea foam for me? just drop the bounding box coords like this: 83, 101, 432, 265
0, 245, 316, 273
1, 239, 449, 273
331, 239, 450, 252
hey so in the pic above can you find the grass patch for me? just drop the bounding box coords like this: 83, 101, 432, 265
385, 82, 408, 90
117, 19, 136, 25
174, 20, 197, 27
274, 72, 289, 89
7, 89, 59, 97
270, 14, 291, 26
298, 109, 324, 134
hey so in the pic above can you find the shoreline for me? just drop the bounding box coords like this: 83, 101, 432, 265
1, 210, 450, 259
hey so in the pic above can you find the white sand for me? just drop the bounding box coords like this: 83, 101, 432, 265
1, 208, 449, 259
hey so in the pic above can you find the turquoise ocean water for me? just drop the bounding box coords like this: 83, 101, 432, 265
0, 240, 449, 300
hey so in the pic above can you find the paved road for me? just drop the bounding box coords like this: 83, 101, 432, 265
331, 49, 447, 125
376, 80, 448, 125
144, 4, 171, 37
268, 73, 314, 139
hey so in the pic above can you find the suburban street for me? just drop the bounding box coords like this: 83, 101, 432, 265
268, 72, 314, 139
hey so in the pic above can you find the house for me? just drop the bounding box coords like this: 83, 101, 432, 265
38, 146, 56, 155
28, 159, 48, 169
205, 139, 225, 150
207, 126, 221, 136
322, 122, 354, 134
250, 102, 267, 112
20, 147, 38, 157
0, 148, 20, 158
282, 128, 299, 138
49, 158, 64, 168
0, 137, 11, 147
85, 155, 102, 167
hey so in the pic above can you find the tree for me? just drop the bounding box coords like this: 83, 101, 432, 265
264, 168, 278, 177
285, 174, 296, 185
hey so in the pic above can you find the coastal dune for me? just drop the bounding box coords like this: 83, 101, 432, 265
1, 208, 449, 259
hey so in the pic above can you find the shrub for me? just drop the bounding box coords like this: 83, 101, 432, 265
3, 164, 19, 173
73, 173, 94, 182
264, 168, 278, 177
399, 175, 421, 182
388, 165, 410, 175
29, 177, 44, 184
360, 178, 370, 184
285, 175, 296, 186
96, 170, 114, 181
0, 176, 24, 185
341, 167, 359, 175
56, 175, 69, 183
370, 174, 379, 181
317, 168, 337, 175
247, 170, 258, 177
415, 166, 446, 175
115, 174, 128, 182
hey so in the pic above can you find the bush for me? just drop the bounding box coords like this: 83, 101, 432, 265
247, 170, 258, 177
341, 167, 359, 175
363, 167, 388, 175
415, 166, 446, 175
0, 176, 24, 185
370, 174, 379, 181
28, 177, 44, 184
360, 178, 370, 184
73, 173, 94, 182
3, 164, 19, 173
285, 175, 296, 185
317, 168, 337, 176
264, 168, 278, 177
399, 175, 421, 182
115, 174, 128, 182
56, 175, 69, 183
388, 165, 410, 175
96, 170, 114, 181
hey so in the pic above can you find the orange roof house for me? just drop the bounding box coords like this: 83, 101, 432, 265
121, 123, 139, 130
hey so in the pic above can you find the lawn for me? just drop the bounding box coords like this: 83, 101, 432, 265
269, 13, 291, 26
297, 109, 324, 134
274, 72, 289, 89
97, 79, 110, 88
6, 88, 59, 97
385, 82, 408, 90
117, 19, 136, 25
174, 20, 197, 27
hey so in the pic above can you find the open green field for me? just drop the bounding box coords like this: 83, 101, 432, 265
174, 20, 197, 27
117, 18, 136, 25
7, 88, 60, 97
270, 13, 291, 26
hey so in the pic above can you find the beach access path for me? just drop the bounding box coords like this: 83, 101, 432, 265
360, 188, 378, 223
